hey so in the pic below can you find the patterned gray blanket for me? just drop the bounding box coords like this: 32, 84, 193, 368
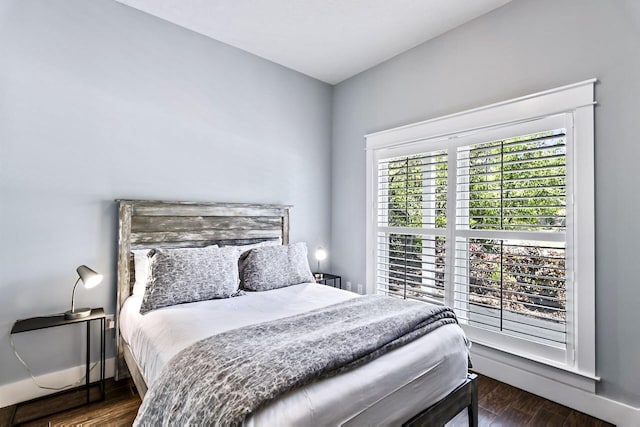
134, 295, 459, 426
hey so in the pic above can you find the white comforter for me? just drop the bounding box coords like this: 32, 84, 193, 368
121, 283, 469, 426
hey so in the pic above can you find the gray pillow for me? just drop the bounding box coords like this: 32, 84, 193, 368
140, 245, 241, 314
240, 242, 315, 291
228, 240, 280, 278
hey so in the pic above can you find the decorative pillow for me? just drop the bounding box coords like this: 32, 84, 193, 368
131, 249, 150, 297
131, 246, 219, 297
240, 242, 315, 291
140, 245, 240, 314
228, 240, 281, 278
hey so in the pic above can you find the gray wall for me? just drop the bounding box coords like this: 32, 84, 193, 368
0, 0, 332, 386
331, 0, 640, 406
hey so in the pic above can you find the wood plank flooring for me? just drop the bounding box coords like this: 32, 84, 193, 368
0, 379, 140, 427
446, 374, 614, 427
0, 374, 613, 426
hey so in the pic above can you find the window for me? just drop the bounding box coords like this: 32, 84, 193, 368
366, 80, 595, 377
376, 149, 448, 305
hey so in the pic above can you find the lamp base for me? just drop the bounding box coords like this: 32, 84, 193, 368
65, 308, 92, 319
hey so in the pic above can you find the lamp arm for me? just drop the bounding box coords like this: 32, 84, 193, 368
70, 277, 81, 313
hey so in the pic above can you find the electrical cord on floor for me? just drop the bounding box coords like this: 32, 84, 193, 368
10, 334, 99, 391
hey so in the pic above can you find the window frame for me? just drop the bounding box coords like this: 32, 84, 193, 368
365, 79, 596, 378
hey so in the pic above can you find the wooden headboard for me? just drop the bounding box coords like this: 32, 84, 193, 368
115, 200, 291, 382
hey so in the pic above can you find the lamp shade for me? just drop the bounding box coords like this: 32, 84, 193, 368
65, 265, 103, 319
315, 248, 327, 261
76, 265, 103, 289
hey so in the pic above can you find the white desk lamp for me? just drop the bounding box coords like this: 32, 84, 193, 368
65, 265, 103, 319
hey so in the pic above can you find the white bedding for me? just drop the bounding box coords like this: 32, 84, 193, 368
121, 283, 469, 426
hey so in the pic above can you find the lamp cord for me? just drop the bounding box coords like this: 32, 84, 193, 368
10, 334, 99, 391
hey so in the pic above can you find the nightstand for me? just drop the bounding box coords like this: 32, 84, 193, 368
314, 273, 342, 289
9, 308, 106, 425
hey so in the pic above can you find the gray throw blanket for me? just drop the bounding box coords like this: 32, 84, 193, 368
134, 295, 459, 426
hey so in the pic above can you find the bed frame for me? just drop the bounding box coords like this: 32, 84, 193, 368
115, 199, 477, 426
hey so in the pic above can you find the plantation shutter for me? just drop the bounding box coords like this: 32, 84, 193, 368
376, 150, 448, 305
453, 129, 568, 348
372, 115, 573, 361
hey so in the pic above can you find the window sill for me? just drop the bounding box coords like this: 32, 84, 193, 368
469, 340, 599, 393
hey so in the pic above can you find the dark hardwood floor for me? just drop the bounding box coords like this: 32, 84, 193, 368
0, 374, 613, 426
447, 374, 614, 427
0, 379, 140, 427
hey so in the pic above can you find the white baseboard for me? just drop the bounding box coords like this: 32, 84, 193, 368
0, 357, 115, 408
472, 349, 640, 427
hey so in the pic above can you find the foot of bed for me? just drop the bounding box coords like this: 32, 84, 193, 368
468, 373, 478, 427
403, 372, 478, 427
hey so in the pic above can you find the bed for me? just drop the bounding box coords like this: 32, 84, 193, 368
115, 200, 478, 426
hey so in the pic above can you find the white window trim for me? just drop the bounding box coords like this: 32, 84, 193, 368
365, 79, 597, 381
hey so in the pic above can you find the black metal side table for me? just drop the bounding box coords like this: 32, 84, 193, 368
314, 273, 342, 289
9, 308, 106, 425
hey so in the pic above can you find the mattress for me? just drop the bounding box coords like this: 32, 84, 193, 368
120, 283, 469, 426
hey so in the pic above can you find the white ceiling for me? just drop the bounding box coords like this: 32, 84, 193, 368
115, 0, 511, 84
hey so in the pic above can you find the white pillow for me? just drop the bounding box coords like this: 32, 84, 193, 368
131, 249, 150, 296
226, 240, 280, 254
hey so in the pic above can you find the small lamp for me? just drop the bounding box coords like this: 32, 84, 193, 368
65, 265, 103, 319
314, 248, 327, 278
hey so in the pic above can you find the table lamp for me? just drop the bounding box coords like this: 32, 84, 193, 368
315, 247, 327, 278
65, 265, 103, 319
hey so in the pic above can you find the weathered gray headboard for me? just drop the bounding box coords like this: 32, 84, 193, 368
115, 200, 291, 385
